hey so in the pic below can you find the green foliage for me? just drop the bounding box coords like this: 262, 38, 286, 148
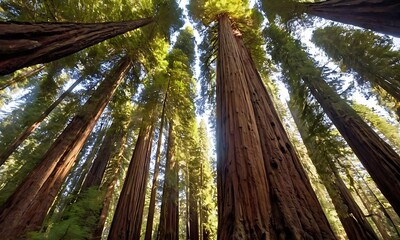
29, 188, 104, 240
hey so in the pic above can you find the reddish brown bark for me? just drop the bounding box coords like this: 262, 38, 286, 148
81, 121, 125, 190
0, 65, 45, 90
158, 122, 179, 240
235, 31, 335, 239
0, 18, 152, 75
145, 79, 169, 240
0, 76, 84, 166
289, 105, 379, 240
107, 123, 154, 240
0, 58, 131, 239
188, 173, 199, 240
305, 0, 400, 37
302, 74, 400, 216
216, 14, 271, 239
92, 131, 128, 240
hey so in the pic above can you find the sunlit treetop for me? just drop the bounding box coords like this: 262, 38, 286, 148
188, 0, 251, 26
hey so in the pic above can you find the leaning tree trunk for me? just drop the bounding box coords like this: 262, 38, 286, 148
0, 65, 45, 90
303, 74, 400, 216
216, 14, 278, 239
266, 24, 400, 217
0, 76, 84, 166
290, 104, 379, 240
0, 18, 152, 75
158, 122, 179, 240
234, 32, 335, 238
305, 0, 400, 37
0, 58, 131, 239
107, 123, 155, 240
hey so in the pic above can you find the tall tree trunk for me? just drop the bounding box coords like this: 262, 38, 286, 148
305, 0, 400, 37
107, 123, 155, 240
216, 14, 272, 239
81, 121, 125, 190
266, 24, 400, 217
353, 183, 392, 240
0, 58, 131, 239
0, 76, 84, 166
290, 104, 379, 240
188, 167, 199, 240
234, 31, 335, 239
93, 128, 128, 240
144, 79, 169, 240
303, 74, 400, 216
158, 122, 179, 240
0, 18, 152, 75
0, 65, 45, 90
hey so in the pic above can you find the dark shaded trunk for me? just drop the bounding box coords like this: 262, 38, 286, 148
188, 171, 199, 240
290, 104, 378, 240
303, 74, 400, 216
92, 129, 128, 240
0, 76, 84, 166
235, 32, 335, 239
158, 122, 179, 240
216, 14, 272, 239
107, 123, 155, 240
0, 18, 152, 75
265, 24, 400, 217
81, 121, 125, 190
305, 0, 400, 37
0, 58, 131, 239
144, 79, 169, 240
0, 65, 45, 90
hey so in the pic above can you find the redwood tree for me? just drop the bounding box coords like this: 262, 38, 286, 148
0, 18, 152, 75
0, 57, 131, 239
107, 123, 155, 240
265, 24, 400, 216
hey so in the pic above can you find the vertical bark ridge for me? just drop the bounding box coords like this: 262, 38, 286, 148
0, 58, 131, 239
235, 35, 336, 239
216, 14, 270, 239
107, 123, 155, 240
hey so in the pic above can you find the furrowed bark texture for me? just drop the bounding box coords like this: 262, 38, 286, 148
0, 58, 131, 239
305, 0, 400, 37
158, 122, 179, 240
108, 124, 154, 240
236, 36, 335, 239
216, 14, 270, 239
303, 75, 400, 216
290, 105, 378, 240
0, 18, 152, 75
0, 76, 84, 166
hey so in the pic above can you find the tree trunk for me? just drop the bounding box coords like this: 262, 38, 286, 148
107, 123, 155, 240
92, 128, 128, 240
81, 121, 125, 190
0, 18, 152, 75
0, 65, 45, 90
289, 104, 379, 240
145, 79, 169, 240
302, 74, 400, 216
234, 31, 335, 239
188, 169, 199, 240
216, 14, 271, 239
265, 24, 400, 217
0, 58, 131, 239
0, 76, 84, 166
305, 0, 400, 37
158, 122, 179, 240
